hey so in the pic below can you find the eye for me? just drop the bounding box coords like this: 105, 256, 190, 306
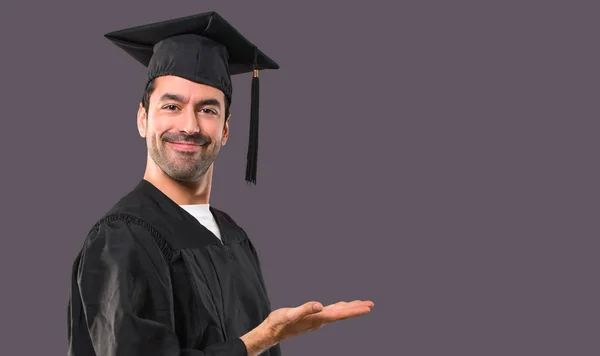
163, 104, 179, 111
199, 108, 218, 115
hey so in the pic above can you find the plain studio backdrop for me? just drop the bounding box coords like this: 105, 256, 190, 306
0, 0, 598, 355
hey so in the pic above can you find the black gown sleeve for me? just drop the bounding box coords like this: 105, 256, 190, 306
69, 218, 248, 356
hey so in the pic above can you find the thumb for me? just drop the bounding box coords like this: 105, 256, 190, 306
289, 301, 323, 321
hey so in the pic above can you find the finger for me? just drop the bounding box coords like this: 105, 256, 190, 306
351, 299, 374, 304
318, 305, 373, 322
348, 300, 374, 308
338, 300, 374, 307
332, 301, 373, 309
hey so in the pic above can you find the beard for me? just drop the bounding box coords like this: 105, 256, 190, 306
148, 131, 221, 182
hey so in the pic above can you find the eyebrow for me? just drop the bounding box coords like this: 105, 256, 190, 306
158, 93, 222, 110
158, 93, 187, 104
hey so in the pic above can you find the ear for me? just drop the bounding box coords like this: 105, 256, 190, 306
137, 102, 147, 138
221, 114, 230, 146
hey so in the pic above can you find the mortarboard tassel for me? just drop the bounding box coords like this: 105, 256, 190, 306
246, 49, 260, 184
246, 69, 260, 184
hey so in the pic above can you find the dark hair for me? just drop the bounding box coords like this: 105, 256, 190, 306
141, 78, 231, 121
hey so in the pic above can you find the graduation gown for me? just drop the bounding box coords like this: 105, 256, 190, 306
67, 179, 281, 356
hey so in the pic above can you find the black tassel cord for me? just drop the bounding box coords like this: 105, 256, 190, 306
245, 69, 259, 184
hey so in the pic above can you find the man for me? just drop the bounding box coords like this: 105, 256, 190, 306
67, 11, 374, 356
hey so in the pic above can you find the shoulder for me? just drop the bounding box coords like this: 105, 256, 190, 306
87, 212, 159, 241
82, 213, 150, 252
81, 210, 175, 266
72, 181, 175, 270
87, 183, 165, 247
74, 214, 173, 296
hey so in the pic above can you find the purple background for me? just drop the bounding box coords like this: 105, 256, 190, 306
0, 0, 598, 355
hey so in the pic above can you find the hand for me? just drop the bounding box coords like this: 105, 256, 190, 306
266, 300, 374, 343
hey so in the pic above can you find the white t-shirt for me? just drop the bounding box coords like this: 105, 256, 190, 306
179, 204, 223, 243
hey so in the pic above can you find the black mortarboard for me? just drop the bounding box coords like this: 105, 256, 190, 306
104, 11, 279, 184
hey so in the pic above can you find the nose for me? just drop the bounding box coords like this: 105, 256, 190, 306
181, 108, 199, 135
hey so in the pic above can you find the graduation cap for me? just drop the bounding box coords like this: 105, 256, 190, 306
104, 11, 280, 184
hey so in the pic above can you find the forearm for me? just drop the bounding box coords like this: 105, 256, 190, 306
240, 320, 279, 356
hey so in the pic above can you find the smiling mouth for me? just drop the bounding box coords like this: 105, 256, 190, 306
167, 142, 203, 151
169, 142, 199, 146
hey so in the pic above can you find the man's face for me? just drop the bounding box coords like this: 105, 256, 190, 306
137, 75, 229, 182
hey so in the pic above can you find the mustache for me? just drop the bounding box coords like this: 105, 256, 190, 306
161, 132, 212, 146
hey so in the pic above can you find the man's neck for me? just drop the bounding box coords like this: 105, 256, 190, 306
143, 164, 213, 206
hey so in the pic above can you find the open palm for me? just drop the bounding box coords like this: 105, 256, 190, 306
266, 300, 374, 342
